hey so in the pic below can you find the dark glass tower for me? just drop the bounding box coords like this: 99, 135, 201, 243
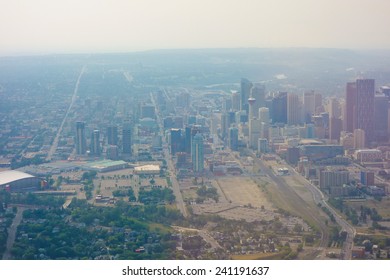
356, 79, 375, 144
75, 121, 86, 155
122, 122, 132, 155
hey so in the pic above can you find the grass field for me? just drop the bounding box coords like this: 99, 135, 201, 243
346, 197, 390, 219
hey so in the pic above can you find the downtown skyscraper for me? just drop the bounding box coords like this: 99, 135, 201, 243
90, 129, 101, 156
344, 79, 375, 145
122, 121, 132, 155
344, 82, 356, 133
75, 121, 86, 155
192, 133, 204, 173
287, 93, 301, 125
356, 79, 375, 144
106, 125, 118, 146
240, 78, 253, 113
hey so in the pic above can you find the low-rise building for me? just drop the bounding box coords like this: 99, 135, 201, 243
134, 164, 160, 175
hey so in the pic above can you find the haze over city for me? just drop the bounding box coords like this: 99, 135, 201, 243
1, 0, 390, 55
1, 0, 390, 263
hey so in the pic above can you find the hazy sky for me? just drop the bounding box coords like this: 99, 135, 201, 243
1, 0, 390, 55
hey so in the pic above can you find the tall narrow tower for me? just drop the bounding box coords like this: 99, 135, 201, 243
356, 79, 375, 145
248, 96, 256, 121
75, 121, 86, 155
240, 78, 253, 113
287, 93, 301, 125
90, 129, 101, 156
122, 122, 132, 155
344, 82, 357, 132
192, 133, 204, 173
106, 125, 118, 146
248, 96, 260, 149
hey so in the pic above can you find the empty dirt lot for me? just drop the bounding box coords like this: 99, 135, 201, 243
216, 177, 274, 209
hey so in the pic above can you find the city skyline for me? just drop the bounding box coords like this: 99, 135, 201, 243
1, 0, 390, 55
1, 47, 390, 261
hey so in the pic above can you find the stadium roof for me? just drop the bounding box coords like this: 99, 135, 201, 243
0, 170, 35, 186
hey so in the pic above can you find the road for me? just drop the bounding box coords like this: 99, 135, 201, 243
165, 149, 189, 217
46, 65, 86, 161
320, 195, 355, 259
150, 91, 188, 218
2, 207, 24, 260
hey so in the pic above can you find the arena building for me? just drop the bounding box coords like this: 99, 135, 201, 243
0, 170, 44, 192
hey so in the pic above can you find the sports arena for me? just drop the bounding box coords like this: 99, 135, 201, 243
0, 170, 44, 192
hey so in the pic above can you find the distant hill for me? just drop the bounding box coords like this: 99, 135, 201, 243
1, 48, 390, 96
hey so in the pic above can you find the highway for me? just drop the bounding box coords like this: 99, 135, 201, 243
46, 65, 86, 161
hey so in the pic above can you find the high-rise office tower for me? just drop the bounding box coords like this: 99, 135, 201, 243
231, 91, 241, 111
106, 125, 118, 146
314, 93, 323, 113
122, 122, 132, 155
329, 118, 342, 141
249, 120, 261, 149
90, 130, 101, 156
272, 92, 287, 124
220, 112, 229, 140
240, 78, 253, 113
251, 84, 266, 115
170, 128, 182, 155
248, 96, 256, 121
312, 115, 325, 139
223, 98, 232, 112
374, 94, 389, 143
356, 79, 375, 144
344, 82, 357, 132
259, 107, 270, 140
228, 127, 239, 151
192, 133, 204, 172
228, 111, 236, 125
248, 96, 260, 149
329, 97, 342, 141
287, 93, 301, 125
329, 97, 341, 119
210, 113, 219, 135
320, 112, 329, 129
75, 121, 86, 155
184, 126, 192, 154
303, 91, 316, 123
258, 107, 270, 124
